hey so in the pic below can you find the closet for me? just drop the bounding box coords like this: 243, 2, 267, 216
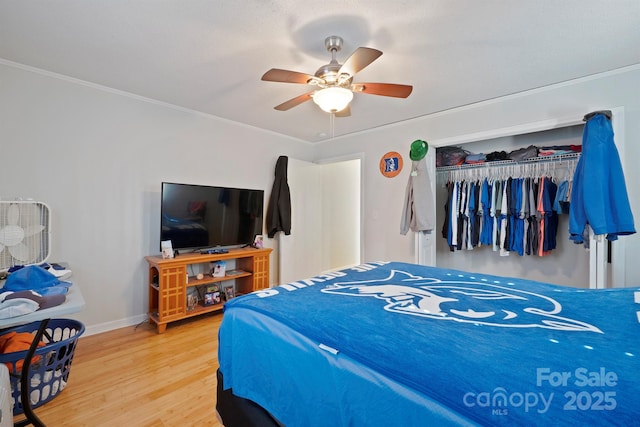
438, 153, 580, 255
434, 125, 591, 289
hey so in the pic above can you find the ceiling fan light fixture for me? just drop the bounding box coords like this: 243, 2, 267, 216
312, 87, 353, 113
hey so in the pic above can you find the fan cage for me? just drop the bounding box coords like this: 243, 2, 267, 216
0, 201, 51, 272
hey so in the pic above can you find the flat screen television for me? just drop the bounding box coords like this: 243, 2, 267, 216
160, 182, 264, 252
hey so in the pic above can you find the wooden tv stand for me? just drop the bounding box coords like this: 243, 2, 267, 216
145, 247, 272, 333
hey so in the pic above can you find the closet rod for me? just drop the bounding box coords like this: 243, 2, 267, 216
435, 152, 581, 173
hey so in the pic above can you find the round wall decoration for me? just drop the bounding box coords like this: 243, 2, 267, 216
380, 151, 403, 178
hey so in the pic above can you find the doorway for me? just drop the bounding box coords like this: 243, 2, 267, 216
277, 156, 362, 285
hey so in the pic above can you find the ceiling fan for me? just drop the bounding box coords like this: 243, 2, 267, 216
261, 36, 413, 116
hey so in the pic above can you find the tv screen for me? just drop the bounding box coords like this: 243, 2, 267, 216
160, 182, 264, 251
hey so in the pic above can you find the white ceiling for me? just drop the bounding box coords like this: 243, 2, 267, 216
1, 1, 639, 143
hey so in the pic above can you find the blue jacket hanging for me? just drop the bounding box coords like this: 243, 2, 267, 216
569, 113, 636, 242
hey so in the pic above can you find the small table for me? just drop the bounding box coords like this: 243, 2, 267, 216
0, 283, 85, 329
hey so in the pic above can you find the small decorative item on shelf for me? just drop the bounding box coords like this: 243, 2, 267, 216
224, 286, 235, 301
211, 261, 227, 277
161, 240, 174, 259
203, 291, 221, 306
225, 269, 245, 276
253, 234, 264, 249
187, 293, 198, 311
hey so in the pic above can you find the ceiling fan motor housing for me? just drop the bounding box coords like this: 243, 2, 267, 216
316, 36, 353, 87
315, 63, 352, 86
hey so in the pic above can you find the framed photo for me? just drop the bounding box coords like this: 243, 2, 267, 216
253, 234, 264, 249
161, 240, 174, 259
212, 291, 221, 304
203, 293, 213, 306
186, 290, 198, 311
224, 286, 235, 301
203, 291, 221, 306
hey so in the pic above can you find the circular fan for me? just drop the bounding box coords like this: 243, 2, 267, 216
261, 36, 413, 116
0, 202, 50, 268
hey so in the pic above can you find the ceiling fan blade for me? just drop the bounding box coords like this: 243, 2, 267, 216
339, 47, 382, 77
334, 105, 351, 117
274, 91, 315, 111
262, 68, 320, 85
351, 83, 413, 98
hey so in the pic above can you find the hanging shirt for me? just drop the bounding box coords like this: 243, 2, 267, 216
569, 113, 636, 242
542, 178, 558, 253
450, 181, 460, 249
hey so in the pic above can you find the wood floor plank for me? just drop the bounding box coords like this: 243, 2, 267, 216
14, 313, 225, 426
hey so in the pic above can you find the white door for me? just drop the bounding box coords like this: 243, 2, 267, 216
278, 157, 361, 284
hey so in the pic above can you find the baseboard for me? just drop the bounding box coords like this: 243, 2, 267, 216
83, 314, 148, 337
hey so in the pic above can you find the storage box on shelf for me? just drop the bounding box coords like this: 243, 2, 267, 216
145, 247, 271, 333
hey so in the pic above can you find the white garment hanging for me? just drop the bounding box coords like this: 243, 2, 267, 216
400, 158, 436, 235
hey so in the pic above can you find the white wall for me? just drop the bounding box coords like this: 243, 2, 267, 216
317, 65, 640, 288
0, 62, 314, 334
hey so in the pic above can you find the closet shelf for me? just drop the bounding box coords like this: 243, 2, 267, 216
436, 152, 581, 173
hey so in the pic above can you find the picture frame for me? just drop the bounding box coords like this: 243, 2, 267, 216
253, 234, 264, 249
161, 240, 174, 259
203, 291, 221, 306
203, 293, 213, 306
186, 289, 198, 311
224, 286, 235, 301
212, 291, 221, 304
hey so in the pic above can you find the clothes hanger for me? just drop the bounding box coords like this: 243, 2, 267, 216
583, 110, 612, 121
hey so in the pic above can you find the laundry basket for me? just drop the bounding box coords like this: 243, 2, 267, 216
0, 318, 85, 415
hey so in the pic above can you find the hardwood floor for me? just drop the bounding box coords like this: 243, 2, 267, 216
15, 313, 225, 427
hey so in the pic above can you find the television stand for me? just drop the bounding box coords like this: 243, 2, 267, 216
145, 247, 272, 333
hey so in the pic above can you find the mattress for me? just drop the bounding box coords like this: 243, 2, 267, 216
218, 261, 640, 426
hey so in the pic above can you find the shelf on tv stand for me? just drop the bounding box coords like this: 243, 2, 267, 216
145, 247, 272, 333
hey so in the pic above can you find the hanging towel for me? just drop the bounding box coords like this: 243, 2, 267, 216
569, 113, 636, 242
401, 158, 435, 235
266, 156, 292, 238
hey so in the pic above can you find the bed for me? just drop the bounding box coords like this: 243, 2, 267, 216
216, 261, 639, 426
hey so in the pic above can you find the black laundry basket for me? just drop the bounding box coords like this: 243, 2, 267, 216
0, 318, 84, 415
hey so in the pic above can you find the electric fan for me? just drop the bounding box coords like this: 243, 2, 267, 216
0, 201, 51, 271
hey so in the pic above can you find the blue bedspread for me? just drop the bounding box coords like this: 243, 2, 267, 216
220, 262, 640, 426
